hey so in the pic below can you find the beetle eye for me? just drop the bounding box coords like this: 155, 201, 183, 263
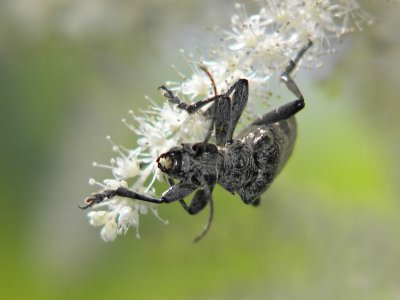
158, 156, 173, 170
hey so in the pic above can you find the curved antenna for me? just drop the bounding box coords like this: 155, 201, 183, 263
199, 66, 219, 143
199, 65, 218, 96
186, 67, 217, 242
193, 193, 214, 243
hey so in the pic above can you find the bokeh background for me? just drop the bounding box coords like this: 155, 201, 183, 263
1, 0, 399, 299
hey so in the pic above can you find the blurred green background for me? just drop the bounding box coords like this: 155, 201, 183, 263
1, 0, 399, 299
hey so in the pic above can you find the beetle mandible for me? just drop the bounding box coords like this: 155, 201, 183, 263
81, 40, 313, 241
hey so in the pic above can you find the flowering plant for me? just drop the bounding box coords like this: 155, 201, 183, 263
83, 0, 372, 242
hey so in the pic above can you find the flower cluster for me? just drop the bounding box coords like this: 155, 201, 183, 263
85, 0, 372, 242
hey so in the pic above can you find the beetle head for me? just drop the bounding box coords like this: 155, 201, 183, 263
156, 142, 219, 181
157, 146, 184, 178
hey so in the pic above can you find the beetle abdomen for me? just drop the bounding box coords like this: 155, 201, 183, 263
231, 117, 297, 203
217, 141, 258, 193
239, 116, 297, 174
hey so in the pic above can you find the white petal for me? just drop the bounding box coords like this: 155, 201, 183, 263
139, 205, 148, 215
100, 220, 118, 242
115, 157, 140, 179
103, 179, 128, 189
87, 211, 108, 227
118, 206, 139, 233
150, 207, 169, 225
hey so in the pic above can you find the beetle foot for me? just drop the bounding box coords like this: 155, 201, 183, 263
158, 86, 180, 104
79, 192, 109, 210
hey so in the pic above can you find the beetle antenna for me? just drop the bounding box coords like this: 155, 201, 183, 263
193, 194, 214, 243
199, 66, 218, 143
199, 65, 218, 96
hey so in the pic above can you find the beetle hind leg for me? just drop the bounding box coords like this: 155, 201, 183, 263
251, 40, 312, 126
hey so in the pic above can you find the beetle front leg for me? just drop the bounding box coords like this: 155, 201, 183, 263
80, 187, 165, 209
80, 183, 197, 209
178, 188, 209, 215
166, 178, 214, 242
158, 85, 220, 114
161, 182, 197, 203
166, 178, 210, 215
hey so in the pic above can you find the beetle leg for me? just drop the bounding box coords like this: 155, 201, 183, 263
158, 85, 221, 114
165, 178, 196, 213
202, 109, 216, 143
184, 189, 209, 215
208, 78, 249, 146
165, 178, 210, 217
166, 177, 214, 242
178, 188, 209, 215
160, 182, 197, 202
250, 95, 304, 125
251, 40, 313, 126
224, 79, 249, 144
214, 95, 231, 146
80, 187, 165, 209
80, 182, 197, 209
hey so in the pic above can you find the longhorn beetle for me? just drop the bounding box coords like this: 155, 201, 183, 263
81, 40, 313, 242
